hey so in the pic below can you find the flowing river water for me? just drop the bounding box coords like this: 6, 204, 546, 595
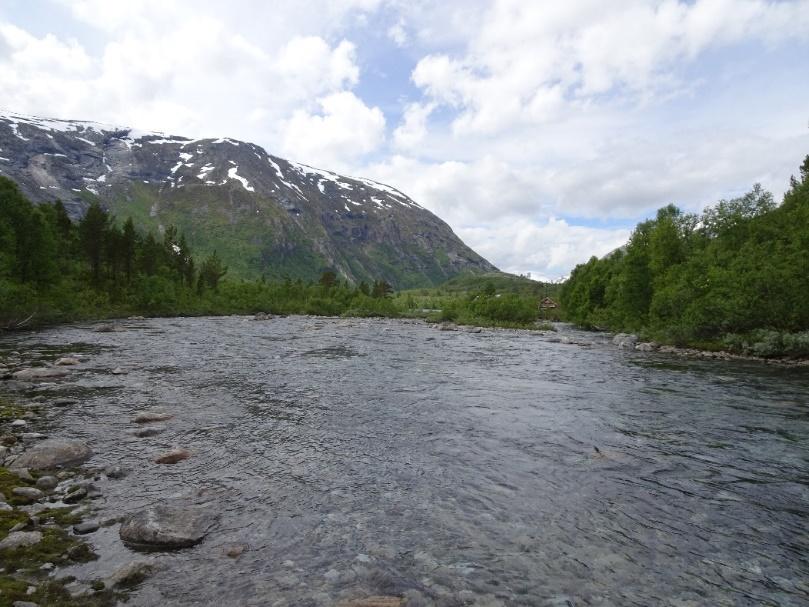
2, 316, 808, 606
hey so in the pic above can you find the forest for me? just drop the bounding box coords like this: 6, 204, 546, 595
560, 156, 809, 357
0, 176, 542, 329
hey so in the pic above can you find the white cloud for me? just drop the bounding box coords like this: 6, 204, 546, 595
459, 218, 631, 282
282, 91, 386, 170
410, 0, 809, 135
392, 102, 435, 150
387, 19, 408, 47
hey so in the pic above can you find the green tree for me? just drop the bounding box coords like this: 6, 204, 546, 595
79, 202, 109, 283
198, 250, 228, 292
121, 217, 137, 282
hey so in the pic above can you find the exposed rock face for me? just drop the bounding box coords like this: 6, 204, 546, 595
0, 111, 498, 288
119, 503, 216, 550
8, 439, 93, 470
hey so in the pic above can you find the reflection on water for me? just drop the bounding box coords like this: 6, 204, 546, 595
3, 316, 809, 606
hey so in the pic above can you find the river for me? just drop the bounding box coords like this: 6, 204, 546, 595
2, 316, 808, 606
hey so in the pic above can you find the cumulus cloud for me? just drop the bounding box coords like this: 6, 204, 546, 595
282, 92, 385, 170
0, 1, 380, 144
459, 218, 631, 281
410, 0, 809, 135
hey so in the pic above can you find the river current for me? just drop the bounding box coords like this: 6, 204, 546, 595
2, 316, 808, 606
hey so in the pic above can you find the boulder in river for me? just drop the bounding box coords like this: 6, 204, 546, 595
12, 367, 70, 381
8, 438, 93, 471
73, 521, 100, 535
132, 412, 174, 424
154, 448, 190, 464
635, 342, 658, 352
105, 560, 155, 588
119, 503, 217, 550
612, 333, 639, 349
55, 357, 80, 366
132, 425, 167, 438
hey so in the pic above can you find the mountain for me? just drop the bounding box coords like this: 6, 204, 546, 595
0, 111, 496, 288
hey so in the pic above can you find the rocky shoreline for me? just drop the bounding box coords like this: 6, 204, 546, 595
610, 332, 809, 366
0, 320, 425, 607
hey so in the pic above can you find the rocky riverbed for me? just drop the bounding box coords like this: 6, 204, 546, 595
1, 316, 808, 606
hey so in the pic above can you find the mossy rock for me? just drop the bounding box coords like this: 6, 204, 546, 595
1, 527, 96, 573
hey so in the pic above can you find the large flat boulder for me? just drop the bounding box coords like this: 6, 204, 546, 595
119, 504, 216, 550
8, 439, 92, 471
12, 367, 70, 380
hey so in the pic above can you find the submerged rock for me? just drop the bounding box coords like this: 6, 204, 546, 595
225, 544, 247, 558
337, 598, 404, 607
132, 412, 174, 424
73, 521, 100, 535
12, 367, 70, 381
119, 503, 217, 550
105, 560, 155, 588
154, 448, 190, 464
132, 425, 167, 438
63, 487, 88, 503
0, 530, 42, 550
9, 439, 92, 471
55, 357, 80, 366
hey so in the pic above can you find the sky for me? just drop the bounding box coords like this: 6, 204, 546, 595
1, 0, 808, 281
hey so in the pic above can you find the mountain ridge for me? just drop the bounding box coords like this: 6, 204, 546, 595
0, 110, 497, 288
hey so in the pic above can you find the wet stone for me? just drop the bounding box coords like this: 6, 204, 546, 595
55, 357, 80, 366
12, 487, 44, 502
63, 487, 88, 503
73, 520, 100, 535
133, 412, 174, 423
132, 425, 166, 437
12, 367, 70, 381
35, 475, 58, 490
119, 503, 217, 550
105, 560, 155, 588
154, 448, 190, 464
9, 438, 92, 471
105, 465, 126, 479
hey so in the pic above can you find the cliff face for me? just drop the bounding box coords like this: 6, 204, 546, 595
0, 111, 497, 287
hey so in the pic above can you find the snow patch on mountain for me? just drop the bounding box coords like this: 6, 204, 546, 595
227, 166, 254, 192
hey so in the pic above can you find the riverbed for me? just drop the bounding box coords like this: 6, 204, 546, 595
2, 316, 808, 606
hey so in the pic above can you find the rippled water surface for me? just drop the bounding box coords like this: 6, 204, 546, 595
3, 316, 809, 606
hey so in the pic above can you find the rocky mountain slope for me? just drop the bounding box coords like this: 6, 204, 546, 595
0, 111, 496, 287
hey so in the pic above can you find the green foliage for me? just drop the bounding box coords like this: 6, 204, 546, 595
561, 156, 809, 355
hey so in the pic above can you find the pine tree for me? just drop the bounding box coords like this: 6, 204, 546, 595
79, 202, 108, 283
